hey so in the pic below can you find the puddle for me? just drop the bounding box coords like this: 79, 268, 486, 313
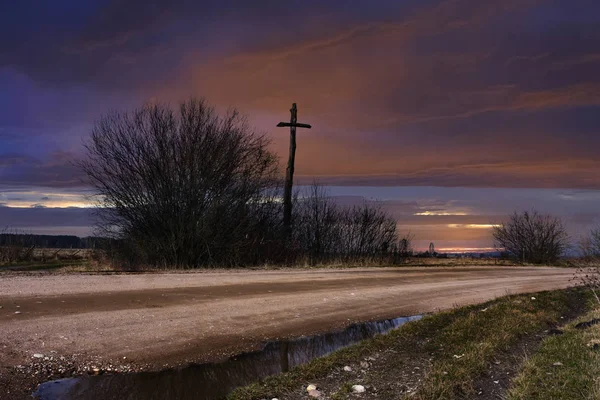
35, 315, 421, 400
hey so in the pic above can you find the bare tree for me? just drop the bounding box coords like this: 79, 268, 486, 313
396, 232, 414, 258
293, 183, 342, 264
580, 227, 600, 260
492, 210, 569, 264
574, 227, 600, 304
79, 98, 281, 268
0, 228, 36, 264
292, 183, 401, 264
339, 202, 398, 260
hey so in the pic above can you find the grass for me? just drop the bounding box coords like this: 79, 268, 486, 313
227, 289, 586, 400
507, 304, 600, 400
0, 256, 525, 275
0, 259, 92, 272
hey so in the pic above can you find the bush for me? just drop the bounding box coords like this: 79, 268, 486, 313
80, 98, 282, 268
580, 227, 600, 260
492, 210, 569, 264
292, 184, 407, 265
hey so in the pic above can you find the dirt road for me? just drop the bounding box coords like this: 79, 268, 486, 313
0, 267, 576, 373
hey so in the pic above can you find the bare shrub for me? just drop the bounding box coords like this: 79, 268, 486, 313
580, 227, 600, 260
0, 229, 36, 264
292, 183, 406, 265
574, 227, 600, 303
293, 184, 343, 264
492, 210, 569, 264
79, 98, 281, 268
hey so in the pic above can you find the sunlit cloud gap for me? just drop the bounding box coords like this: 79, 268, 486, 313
414, 211, 469, 216
436, 247, 499, 253
447, 224, 496, 229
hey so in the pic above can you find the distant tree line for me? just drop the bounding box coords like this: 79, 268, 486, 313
0, 233, 103, 249
79, 99, 411, 268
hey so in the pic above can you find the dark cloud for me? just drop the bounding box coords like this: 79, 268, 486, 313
0, 0, 599, 192
0, 151, 86, 188
0, 207, 94, 228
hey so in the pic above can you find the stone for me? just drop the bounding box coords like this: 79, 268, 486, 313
308, 389, 321, 398
14, 311, 21, 314
33, 354, 44, 358
343, 366, 352, 372
552, 362, 563, 366
352, 385, 366, 393
360, 361, 370, 368
306, 384, 317, 392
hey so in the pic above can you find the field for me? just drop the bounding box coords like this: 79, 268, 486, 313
0, 247, 523, 274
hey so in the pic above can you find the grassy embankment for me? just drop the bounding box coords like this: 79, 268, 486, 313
507, 304, 600, 400
228, 288, 592, 400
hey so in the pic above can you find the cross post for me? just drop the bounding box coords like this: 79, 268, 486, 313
277, 103, 312, 239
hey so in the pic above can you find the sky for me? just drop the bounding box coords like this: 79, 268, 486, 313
1, 0, 599, 251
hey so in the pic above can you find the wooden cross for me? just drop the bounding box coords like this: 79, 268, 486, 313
277, 103, 312, 238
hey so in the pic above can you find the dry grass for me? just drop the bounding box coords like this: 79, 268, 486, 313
507, 305, 600, 400
3, 250, 575, 274
227, 289, 585, 400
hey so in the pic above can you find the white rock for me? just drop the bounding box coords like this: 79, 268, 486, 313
343, 366, 352, 372
33, 353, 44, 358
531, 297, 536, 300
553, 362, 563, 366
360, 361, 370, 368
352, 385, 366, 393
14, 311, 21, 314
306, 384, 317, 392
308, 389, 321, 398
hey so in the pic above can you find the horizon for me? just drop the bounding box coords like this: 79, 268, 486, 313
1, 185, 598, 253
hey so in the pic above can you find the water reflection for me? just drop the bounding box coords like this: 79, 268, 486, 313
36, 315, 421, 400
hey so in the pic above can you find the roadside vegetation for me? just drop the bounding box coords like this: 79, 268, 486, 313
77, 98, 409, 269
492, 210, 570, 264
507, 306, 600, 400
228, 289, 590, 400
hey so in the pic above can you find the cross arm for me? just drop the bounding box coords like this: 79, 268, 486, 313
276, 122, 312, 129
